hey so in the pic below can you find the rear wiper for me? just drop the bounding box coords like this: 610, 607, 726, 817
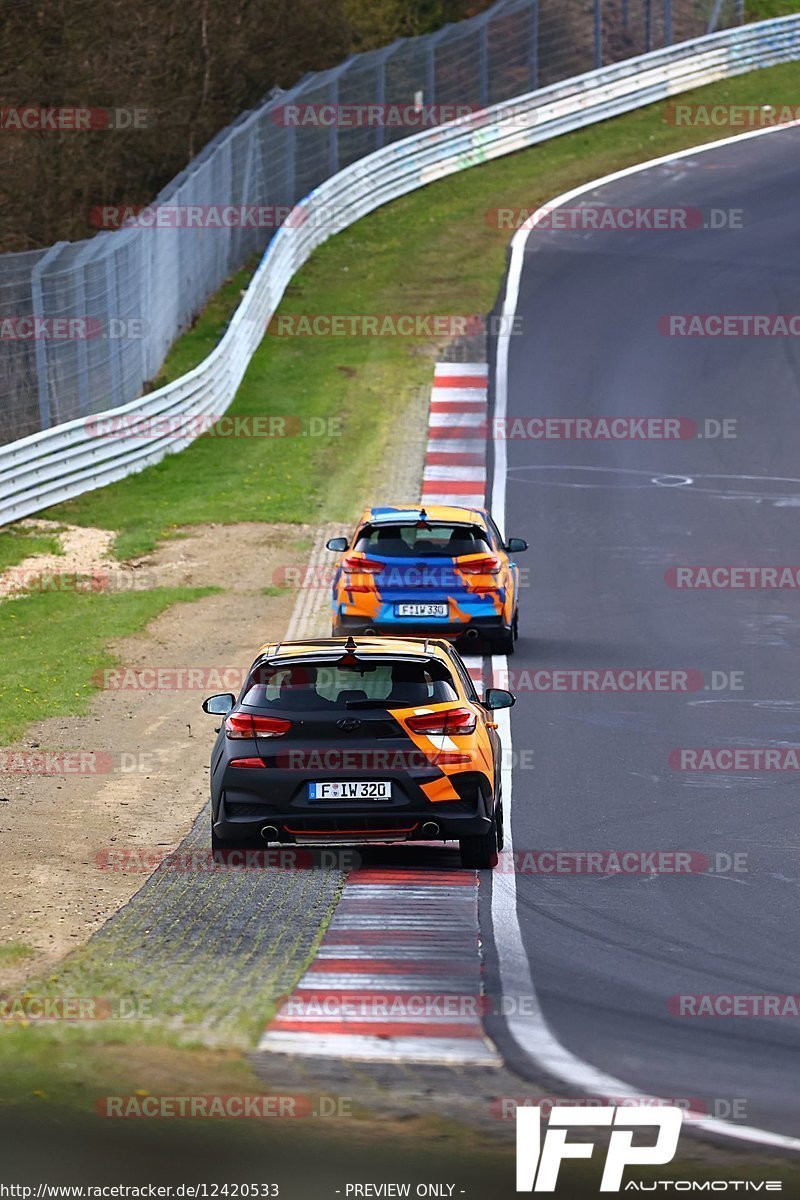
344, 699, 407, 710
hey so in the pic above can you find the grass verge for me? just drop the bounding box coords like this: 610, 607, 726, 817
36, 60, 800, 560
0, 528, 63, 571
0, 586, 217, 745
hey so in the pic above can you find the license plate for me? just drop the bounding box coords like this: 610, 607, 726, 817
308, 781, 392, 800
395, 602, 448, 618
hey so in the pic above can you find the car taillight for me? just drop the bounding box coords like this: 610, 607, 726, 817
225, 713, 292, 739
458, 556, 500, 575
406, 707, 477, 735
229, 757, 266, 769
343, 555, 384, 574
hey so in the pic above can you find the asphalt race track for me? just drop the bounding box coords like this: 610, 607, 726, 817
495, 124, 800, 1139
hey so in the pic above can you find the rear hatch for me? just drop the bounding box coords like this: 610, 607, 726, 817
344, 520, 501, 610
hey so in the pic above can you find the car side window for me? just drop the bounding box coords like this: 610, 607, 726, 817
445, 650, 478, 702
485, 514, 505, 550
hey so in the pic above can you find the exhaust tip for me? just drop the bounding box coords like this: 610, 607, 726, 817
260, 825, 280, 843
421, 821, 440, 839
465, 628, 480, 640
364, 627, 377, 635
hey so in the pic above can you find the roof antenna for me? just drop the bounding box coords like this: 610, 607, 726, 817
344, 635, 358, 652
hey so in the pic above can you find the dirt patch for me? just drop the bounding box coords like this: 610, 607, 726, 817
0, 522, 310, 989
0, 520, 117, 598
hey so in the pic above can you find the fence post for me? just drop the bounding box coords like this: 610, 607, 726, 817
375, 53, 387, 151
329, 77, 339, 178
646, 0, 653, 52
71, 238, 100, 417
479, 20, 489, 108
30, 241, 67, 432
104, 252, 123, 409
594, 0, 602, 69
530, 0, 539, 90
664, 0, 673, 45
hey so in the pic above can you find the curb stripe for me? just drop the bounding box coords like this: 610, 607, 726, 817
259, 360, 496, 1066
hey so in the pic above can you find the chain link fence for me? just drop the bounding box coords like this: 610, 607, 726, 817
0, 0, 742, 446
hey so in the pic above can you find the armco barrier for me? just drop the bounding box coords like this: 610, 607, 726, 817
1, 15, 799, 527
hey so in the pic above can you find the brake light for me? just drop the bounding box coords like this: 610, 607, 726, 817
225, 713, 292, 739
458, 556, 500, 575
229, 757, 266, 769
406, 707, 477, 735
343, 555, 384, 574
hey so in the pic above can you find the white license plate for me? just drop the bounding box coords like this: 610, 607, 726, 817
308, 781, 392, 800
396, 602, 448, 618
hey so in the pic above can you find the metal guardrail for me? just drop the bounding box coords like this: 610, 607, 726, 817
1, 14, 798, 527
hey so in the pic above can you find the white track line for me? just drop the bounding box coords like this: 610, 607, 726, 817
490, 120, 800, 1155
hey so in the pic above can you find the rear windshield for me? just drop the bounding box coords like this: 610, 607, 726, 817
241, 659, 459, 710
354, 523, 491, 558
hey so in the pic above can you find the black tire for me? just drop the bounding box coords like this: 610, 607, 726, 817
459, 809, 499, 869
495, 626, 515, 656
496, 799, 505, 853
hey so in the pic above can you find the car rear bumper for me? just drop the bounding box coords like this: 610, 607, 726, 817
333, 613, 509, 643
212, 769, 494, 843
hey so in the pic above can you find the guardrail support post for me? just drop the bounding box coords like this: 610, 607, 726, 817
375, 55, 386, 151
479, 22, 489, 108
645, 0, 653, 52
594, 0, 602, 69
104, 253, 123, 410
530, 0, 539, 90
329, 78, 339, 177
664, 0, 673, 45
30, 240, 67, 432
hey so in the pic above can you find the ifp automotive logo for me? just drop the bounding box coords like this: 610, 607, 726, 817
516, 1105, 682, 1192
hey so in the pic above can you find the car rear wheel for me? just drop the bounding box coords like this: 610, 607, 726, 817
459, 800, 499, 869
494, 611, 518, 656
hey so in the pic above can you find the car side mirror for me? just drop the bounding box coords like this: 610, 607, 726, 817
326, 537, 348, 552
506, 537, 528, 553
484, 688, 516, 711
202, 693, 235, 715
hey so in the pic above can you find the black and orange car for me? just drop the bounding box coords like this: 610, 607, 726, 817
202, 635, 515, 868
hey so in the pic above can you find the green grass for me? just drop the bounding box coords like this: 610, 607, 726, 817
0, 586, 216, 745
747, 1, 798, 18
37, 60, 800, 559
0, 528, 63, 571
0, 942, 35, 966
